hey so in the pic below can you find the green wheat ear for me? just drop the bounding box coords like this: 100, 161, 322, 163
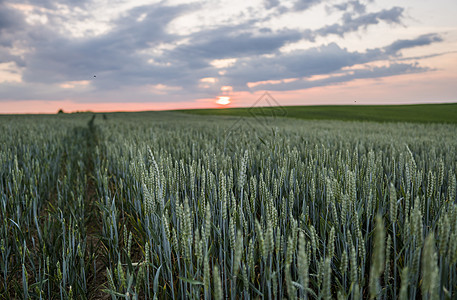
369, 214, 385, 299
422, 233, 439, 300
213, 265, 223, 300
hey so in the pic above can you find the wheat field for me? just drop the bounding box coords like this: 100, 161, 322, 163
1, 112, 456, 299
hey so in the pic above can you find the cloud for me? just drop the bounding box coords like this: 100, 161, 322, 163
317, 7, 404, 37
171, 29, 303, 60
0, 6, 18, 31
218, 32, 442, 91
384, 33, 443, 54
393, 51, 457, 62
19, 3, 196, 86
330, 0, 367, 15
248, 63, 430, 91
223, 43, 364, 86
0, 0, 447, 105
0, 1, 26, 47
264, 0, 280, 9
220, 42, 383, 90
19, 0, 90, 9
0, 48, 24, 66
294, 0, 323, 11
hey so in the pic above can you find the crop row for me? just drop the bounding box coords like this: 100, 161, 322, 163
1, 112, 456, 299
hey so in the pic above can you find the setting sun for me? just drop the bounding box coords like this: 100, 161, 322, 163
216, 96, 231, 105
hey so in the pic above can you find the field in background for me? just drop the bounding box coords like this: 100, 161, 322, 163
1, 111, 457, 299
177, 103, 457, 124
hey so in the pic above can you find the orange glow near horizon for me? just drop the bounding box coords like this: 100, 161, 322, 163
2, 57, 457, 115
216, 96, 231, 106
0, 100, 212, 114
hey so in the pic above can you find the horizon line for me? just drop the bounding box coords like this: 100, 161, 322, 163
1, 101, 457, 115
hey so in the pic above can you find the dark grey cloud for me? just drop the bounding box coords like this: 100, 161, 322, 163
249, 63, 429, 91
220, 43, 377, 89
0, 1, 27, 73
159, 4, 407, 74
171, 29, 303, 60
294, 0, 323, 11
264, 0, 280, 9
0, 7, 17, 30
20, 3, 197, 87
0, 0, 446, 103
331, 0, 367, 15
317, 7, 404, 37
0, 1, 26, 47
217, 32, 442, 91
385, 33, 443, 54
20, 0, 90, 9
393, 51, 457, 62
0, 48, 24, 66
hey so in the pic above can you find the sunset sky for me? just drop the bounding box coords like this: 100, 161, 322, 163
1, 0, 456, 113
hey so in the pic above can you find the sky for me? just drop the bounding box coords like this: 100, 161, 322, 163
0, 0, 456, 113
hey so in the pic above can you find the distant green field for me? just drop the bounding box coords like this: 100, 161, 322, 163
177, 103, 457, 123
